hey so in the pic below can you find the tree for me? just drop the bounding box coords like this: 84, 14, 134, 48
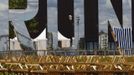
25, 18, 39, 33
9, 0, 27, 9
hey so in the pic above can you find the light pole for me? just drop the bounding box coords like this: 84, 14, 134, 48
76, 16, 80, 50
69, 15, 73, 48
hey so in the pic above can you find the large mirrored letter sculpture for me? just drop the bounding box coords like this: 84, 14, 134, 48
9, 0, 39, 50
0, 0, 9, 51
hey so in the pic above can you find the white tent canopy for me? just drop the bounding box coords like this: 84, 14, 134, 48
11, 29, 70, 41
33, 28, 70, 41
58, 32, 70, 40
34, 29, 47, 41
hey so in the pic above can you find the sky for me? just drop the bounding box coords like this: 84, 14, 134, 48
0, 0, 132, 38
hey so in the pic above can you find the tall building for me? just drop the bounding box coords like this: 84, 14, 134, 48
99, 31, 108, 50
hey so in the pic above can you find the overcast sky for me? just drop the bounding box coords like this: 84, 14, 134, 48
0, 0, 132, 38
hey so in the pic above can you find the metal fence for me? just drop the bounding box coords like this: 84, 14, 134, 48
0, 49, 134, 57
